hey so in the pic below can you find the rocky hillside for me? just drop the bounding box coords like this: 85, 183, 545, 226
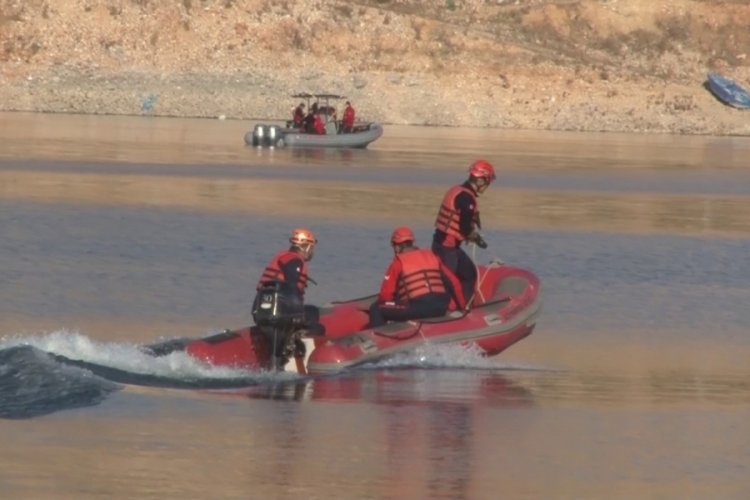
1, 0, 749, 134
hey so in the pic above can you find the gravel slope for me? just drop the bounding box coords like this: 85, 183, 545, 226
1, 0, 749, 135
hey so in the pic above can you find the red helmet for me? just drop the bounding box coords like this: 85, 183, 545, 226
290, 227, 317, 246
391, 226, 415, 245
468, 159, 496, 182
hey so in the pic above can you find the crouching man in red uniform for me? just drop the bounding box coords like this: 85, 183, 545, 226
368, 226, 466, 328
254, 227, 324, 336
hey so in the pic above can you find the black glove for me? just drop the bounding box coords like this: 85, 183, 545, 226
474, 233, 488, 249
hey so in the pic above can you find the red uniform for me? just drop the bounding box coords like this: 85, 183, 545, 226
433, 161, 495, 307
378, 248, 465, 310
313, 114, 326, 135
293, 105, 305, 129
342, 103, 355, 132
434, 184, 479, 248
256, 249, 310, 295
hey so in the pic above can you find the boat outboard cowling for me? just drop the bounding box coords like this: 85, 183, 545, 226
267, 125, 282, 147
252, 281, 306, 367
250, 124, 283, 147
252, 281, 305, 328
251, 124, 266, 147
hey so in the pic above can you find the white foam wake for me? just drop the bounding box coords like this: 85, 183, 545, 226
0, 328, 294, 382
368, 342, 539, 371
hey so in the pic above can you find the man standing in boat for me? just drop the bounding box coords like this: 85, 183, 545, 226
368, 226, 466, 327
303, 102, 318, 133
254, 227, 323, 334
342, 101, 355, 133
292, 102, 305, 129
432, 160, 496, 307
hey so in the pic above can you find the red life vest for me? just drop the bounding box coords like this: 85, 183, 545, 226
313, 115, 326, 135
434, 184, 479, 244
293, 106, 305, 128
256, 250, 309, 294
343, 106, 355, 128
395, 249, 447, 302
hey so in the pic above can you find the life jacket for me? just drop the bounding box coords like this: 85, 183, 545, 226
256, 250, 309, 294
293, 107, 305, 128
343, 106, 355, 127
313, 115, 326, 135
434, 184, 479, 244
395, 248, 447, 302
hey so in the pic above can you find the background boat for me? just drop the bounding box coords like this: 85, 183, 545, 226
245, 92, 384, 148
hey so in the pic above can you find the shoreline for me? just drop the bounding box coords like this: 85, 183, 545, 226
3, 68, 750, 137
2, 1, 749, 137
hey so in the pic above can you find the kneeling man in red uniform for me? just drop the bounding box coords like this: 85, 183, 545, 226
369, 226, 466, 327
254, 227, 323, 335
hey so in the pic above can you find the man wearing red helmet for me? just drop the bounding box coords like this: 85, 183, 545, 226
256, 227, 317, 295
432, 159, 496, 306
254, 227, 324, 335
368, 226, 466, 327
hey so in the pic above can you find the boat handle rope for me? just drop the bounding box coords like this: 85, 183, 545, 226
465, 241, 488, 309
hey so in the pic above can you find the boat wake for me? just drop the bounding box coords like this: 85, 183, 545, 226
0, 344, 118, 419
0, 329, 297, 418
360, 342, 540, 372
0, 328, 538, 418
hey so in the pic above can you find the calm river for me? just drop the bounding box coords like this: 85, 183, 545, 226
1, 111, 749, 499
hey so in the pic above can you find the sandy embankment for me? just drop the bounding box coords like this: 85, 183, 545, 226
0, 1, 749, 136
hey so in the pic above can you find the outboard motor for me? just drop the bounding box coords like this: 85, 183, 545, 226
251, 124, 267, 147
252, 281, 306, 370
267, 125, 282, 148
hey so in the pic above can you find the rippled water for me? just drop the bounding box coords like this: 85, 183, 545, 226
1, 112, 749, 499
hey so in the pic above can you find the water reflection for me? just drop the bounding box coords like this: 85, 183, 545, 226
287, 146, 357, 164
3, 111, 750, 171
235, 370, 535, 498
2, 111, 750, 499
238, 370, 535, 407
235, 365, 750, 408
3, 169, 748, 236
513, 370, 750, 407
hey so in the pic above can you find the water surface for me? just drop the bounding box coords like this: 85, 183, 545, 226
1, 112, 749, 499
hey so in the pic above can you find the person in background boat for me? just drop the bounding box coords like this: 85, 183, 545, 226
342, 100, 355, 133
303, 102, 319, 133
368, 226, 466, 328
325, 107, 338, 135
432, 159, 496, 306
312, 109, 326, 135
292, 102, 305, 129
254, 227, 324, 335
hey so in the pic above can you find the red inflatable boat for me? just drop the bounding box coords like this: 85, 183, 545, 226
142, 259, 542, 374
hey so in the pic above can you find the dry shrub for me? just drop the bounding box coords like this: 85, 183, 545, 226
670, 95, 696, 112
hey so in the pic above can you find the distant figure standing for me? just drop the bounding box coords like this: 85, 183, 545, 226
325, 108, 338, 135
342, 101, 355, 133
303, 102, 319, 133
292, 102, 305, 129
